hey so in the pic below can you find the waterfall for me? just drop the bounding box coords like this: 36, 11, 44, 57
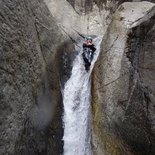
62, 36, 103, 155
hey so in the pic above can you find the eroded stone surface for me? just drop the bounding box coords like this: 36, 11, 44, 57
44, 0, 113, 35
92, 1, 155, 155
1, 0, 155, 155
0, 0, 74, 154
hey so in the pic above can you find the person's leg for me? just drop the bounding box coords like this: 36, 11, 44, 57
85, 61, 91, 71
90, 51, 94, 61
82, 50, 91, 71
85, 64, 89, 71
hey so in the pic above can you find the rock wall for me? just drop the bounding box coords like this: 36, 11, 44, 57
92, 1, 155, 155
1, 0, 155, 155
0, 0, 75, 154
44, 0, 116, 36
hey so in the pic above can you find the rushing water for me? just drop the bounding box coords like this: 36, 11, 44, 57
62, 36, 103, 155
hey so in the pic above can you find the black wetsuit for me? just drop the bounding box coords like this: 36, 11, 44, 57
82, 43, 96, 71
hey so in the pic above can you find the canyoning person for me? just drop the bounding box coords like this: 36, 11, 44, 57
82, 36, 96, 71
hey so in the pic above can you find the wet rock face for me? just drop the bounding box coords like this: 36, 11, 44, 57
0, 0, 74, 154
66, 0, 133, 12
92, 2, 155, 155
66, 0, 107, 12
125, 15, 155, 154
44, 0, 115, 36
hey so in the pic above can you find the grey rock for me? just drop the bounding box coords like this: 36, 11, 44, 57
92, 2, 155, 155
1, 0, 155, 155
0, 0, 74, 154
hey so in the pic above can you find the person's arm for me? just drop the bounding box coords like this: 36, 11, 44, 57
90, 45, 96, 52
83, 43, 87, 48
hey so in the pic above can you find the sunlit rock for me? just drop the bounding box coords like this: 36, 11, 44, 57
92, 1, 155, 155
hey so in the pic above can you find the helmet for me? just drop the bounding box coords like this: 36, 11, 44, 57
86, 36, 92, 42
86, 36, 92, 39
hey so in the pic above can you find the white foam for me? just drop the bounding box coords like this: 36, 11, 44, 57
63, 36, 103, 155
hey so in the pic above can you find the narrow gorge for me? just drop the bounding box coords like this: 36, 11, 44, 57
63, 36, 102, 155
0, 0, 155, 155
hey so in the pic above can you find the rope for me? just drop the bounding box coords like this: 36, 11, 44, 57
87, 11, 89, 36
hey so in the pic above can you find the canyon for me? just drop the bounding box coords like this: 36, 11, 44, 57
0, 0, 155, 155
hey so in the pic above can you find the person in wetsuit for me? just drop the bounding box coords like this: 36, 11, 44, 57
82, 37, 96, 71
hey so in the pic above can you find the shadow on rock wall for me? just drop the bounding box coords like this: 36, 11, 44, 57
92, 4, 155, 155
0, 0, 76, 154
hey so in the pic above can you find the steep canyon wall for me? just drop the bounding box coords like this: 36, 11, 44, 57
92, 1, 155, 155
0, 0, 155, 155
0, 0, 75, 154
